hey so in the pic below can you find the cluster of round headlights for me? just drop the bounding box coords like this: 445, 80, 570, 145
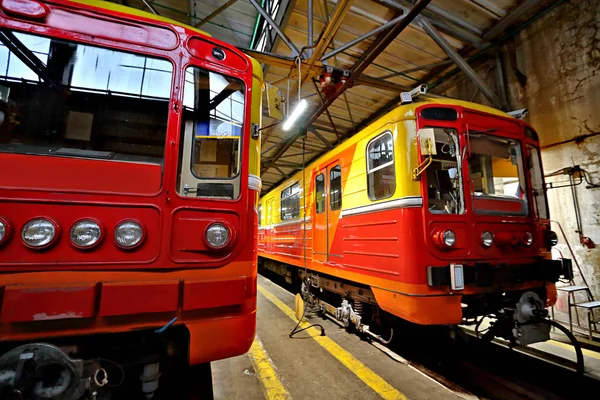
0, 217, 145, 250
480, 231, 535, 248
0, 218, 232, 251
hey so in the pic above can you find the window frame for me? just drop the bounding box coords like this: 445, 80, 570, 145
183, 66, 245, 182
315, 173, 325, 215
280, 182, 300, 220
366, 131, 396, 201
330, 164, 342, 211
176, 64, 247, 200
0, 30, 175, 165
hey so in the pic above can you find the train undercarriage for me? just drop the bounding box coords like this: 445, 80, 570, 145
258, 258, 582, 361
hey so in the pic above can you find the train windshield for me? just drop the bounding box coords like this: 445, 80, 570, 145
0, 30, 172, 164
426, 128, 464, 214
468, 134, 528, 216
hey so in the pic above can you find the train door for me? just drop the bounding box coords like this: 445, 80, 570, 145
313, 168, 328, 262
266, 197, 275, 253
313, 162, 341, 262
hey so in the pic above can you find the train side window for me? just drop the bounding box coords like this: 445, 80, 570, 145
281, 182, 300, 220
315, 174, 325, 214
366, 132, 396, 200
330, 165, 342, 211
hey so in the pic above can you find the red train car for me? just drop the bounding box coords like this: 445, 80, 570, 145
0, 0, 263, 397
259, 97, 572, 345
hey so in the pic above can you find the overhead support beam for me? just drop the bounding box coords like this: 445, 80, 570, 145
321, 12, 405, 61
419, 19, 504, 109
308, 127, 335, 149
195, 0, 238, 28
291, 0, 355, 97
312, 80, 341, 141
248, 0, 301, 56
472, 0, 506, 18
374, 0, 486, 47
241, 49, 410, 92
483, 0, 543, 40
379, 59, 454, 79
260, 0, 432, 175
141, 0, 159, 15
495, 52, 510, 110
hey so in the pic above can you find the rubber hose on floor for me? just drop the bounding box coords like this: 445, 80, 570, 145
544, 319, 585, 374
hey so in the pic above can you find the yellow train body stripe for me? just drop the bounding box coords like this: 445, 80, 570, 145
248, 337, 292, 400
258, 285, 407, 400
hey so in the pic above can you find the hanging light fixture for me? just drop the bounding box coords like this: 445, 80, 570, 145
282, 99, 307, 131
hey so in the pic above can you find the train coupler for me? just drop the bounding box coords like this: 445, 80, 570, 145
480, 291, 551, 346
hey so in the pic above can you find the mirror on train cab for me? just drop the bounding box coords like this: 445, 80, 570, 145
263, 83, 283, 120
417, 128, 437, 155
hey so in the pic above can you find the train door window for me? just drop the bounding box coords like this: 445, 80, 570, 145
425, 128, 464, 214
330, 165, 342, 211
366, 132, 396, 200
178, 66, 245, 199
527, 145, 549, 219
315, 174, 325, 214
281, 182, 300, 220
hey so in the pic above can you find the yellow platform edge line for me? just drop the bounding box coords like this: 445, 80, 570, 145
258, 284, 407, 400
549, 340, 600, 360
248, 336, 292, 400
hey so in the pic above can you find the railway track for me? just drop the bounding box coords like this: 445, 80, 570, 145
260, 271, 600, 400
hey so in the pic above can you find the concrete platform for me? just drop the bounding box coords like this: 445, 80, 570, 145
212, 275, 469, 400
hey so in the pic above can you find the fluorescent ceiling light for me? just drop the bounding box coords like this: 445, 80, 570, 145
282, 99, 307, 131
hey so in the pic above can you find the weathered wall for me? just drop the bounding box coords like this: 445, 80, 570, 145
437, 0, 600, 316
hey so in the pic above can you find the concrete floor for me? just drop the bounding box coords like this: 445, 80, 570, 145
211, 275, 467, 400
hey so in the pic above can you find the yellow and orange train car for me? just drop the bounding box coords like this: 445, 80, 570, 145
258, 97, 571, 345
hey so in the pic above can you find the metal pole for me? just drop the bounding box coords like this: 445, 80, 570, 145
248, 0, 301, 56
495, 52, 510, 110
420, 18, 503, 108
141, 0, 159, 15
307, 0, 313, 57
321, 13, 406, 61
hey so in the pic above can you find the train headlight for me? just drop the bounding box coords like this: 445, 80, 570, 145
524, 232, 533, 246
443, 230, 456, 247
205, 223, 230, 249
71, 219, 102, 249
0, 220, 5, 244
481, 231, 493, 248
547, 230, 558, 247
22, 218, 58, 249
114, 220, 144, 249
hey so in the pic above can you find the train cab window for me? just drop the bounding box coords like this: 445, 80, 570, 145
366, 132, 396, 200
281, 182, 300, 220
527, 145, 549, 219
425, 128, 464, 214
330, 165, 342, 211
0, 31, 172, 164
178, 66, 244, 199
469, 135, 528, 216
315, 174, 325, 214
